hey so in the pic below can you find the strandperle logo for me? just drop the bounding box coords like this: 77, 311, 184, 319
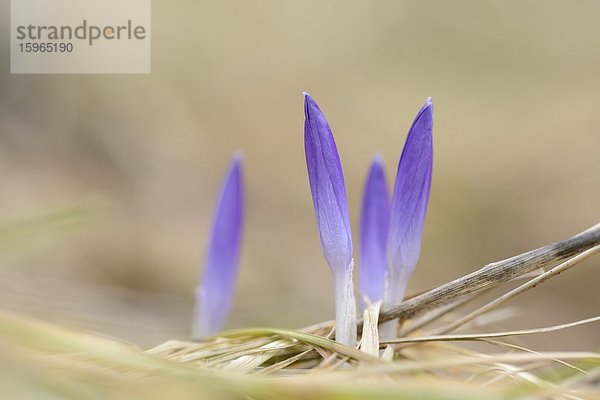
15, 19, 147, 46
11, 0, 151, 74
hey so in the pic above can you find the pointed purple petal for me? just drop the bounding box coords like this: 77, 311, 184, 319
386, 98, 433, 305
359, 156, 390, 305
193, 155, 244, 338
303, 93, 353, 272
304, 93, 356, 345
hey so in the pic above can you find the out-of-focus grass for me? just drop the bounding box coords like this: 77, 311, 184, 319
0, 205, 191, 346
0, 310, 598, 400
0, 204, 101, 257
0, 311, 501, 400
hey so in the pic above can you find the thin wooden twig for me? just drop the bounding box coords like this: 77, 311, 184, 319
431, 244, 600, 335
398, 293, 480, 336
372, 223, 600, 327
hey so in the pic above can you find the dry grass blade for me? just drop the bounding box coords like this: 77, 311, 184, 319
359, 301, 381, 358
322, 352, 600, 378
558, 367, 600, 389
480, 339, 589, 375
383, 315, 600, 344
220, 340, 294, 373
215, 327, 386, 365
254, 349, 315, 376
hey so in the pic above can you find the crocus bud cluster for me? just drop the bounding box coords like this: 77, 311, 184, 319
303, 94, 433, 343
192, 94, 433, 347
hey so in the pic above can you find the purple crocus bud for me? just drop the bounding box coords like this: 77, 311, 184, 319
193, 155, 244, 339
304, 93, 356, 346
382, 98, 433, 338
359, 156, 390, 307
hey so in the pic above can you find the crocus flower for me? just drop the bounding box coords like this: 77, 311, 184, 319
303, 93, 357, 346
359, 156, 390, 307
193, 155, 244, 339
381, 98, 433, 338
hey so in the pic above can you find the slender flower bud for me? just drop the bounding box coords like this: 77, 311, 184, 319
303, 92, 356, 346
359, 156, 390, 307
193, 155, 244, 339
382, 98, 433, 338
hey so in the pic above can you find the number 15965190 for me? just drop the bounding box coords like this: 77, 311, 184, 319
19, 42, 73, 53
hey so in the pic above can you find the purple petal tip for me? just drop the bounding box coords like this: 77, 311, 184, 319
303, 94, 353, 272
359, 156, 390, 304
385, 98, 434, 306
232, 151, 244, 162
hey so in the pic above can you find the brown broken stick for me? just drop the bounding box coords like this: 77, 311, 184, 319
372, 223, 600, 328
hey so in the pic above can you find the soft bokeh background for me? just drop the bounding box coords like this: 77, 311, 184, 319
0, 1, 598, 349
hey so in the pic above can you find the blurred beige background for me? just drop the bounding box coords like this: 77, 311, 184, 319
0, 1, 598, 349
